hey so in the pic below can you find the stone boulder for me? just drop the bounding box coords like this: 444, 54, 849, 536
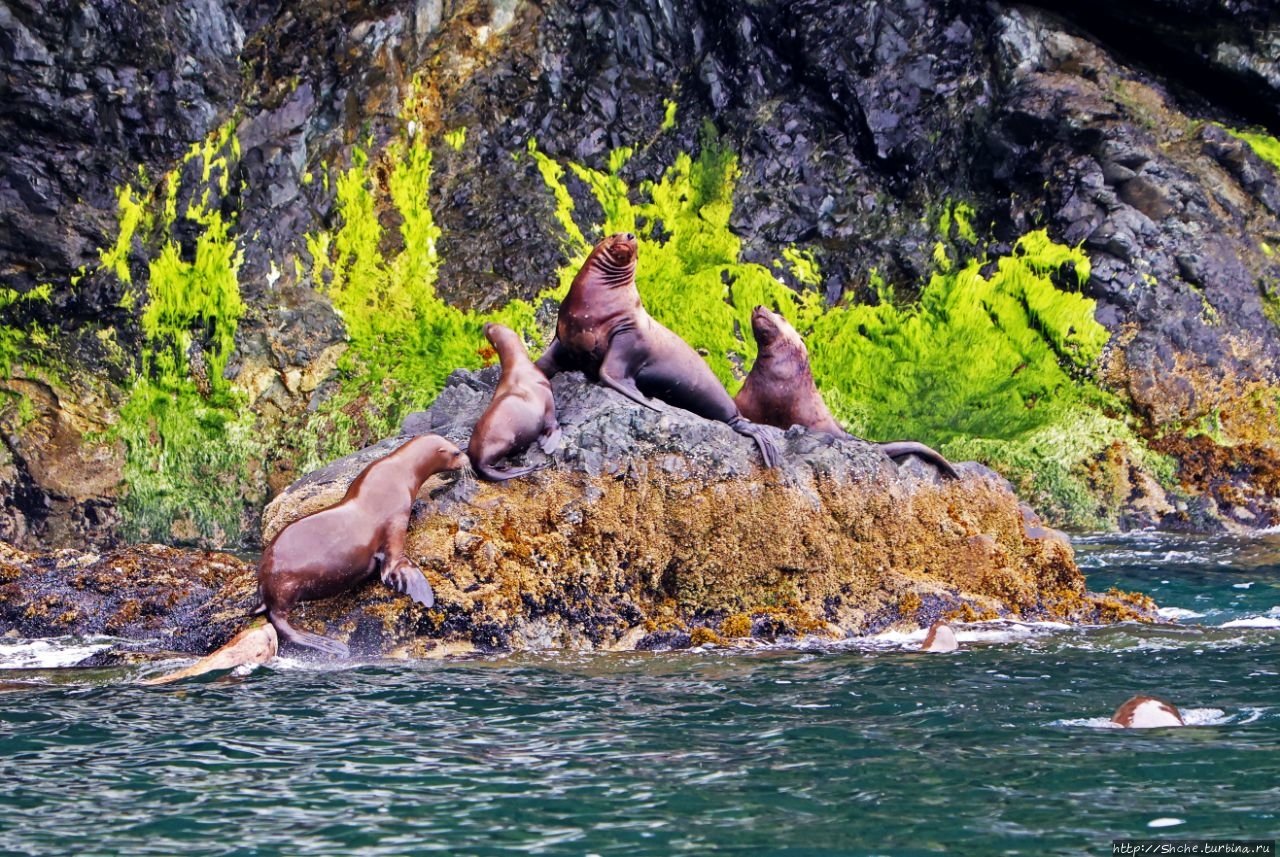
253, 369, 1155, 656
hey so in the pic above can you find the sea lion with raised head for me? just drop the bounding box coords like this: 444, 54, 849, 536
142, 621, 278, 685
470, 322, 562, 481
920, 621, 959, 653
534, 233, 779, 467
735, 305, 958, 478
1111, 695, 1185, 728
254, 434, 467, 657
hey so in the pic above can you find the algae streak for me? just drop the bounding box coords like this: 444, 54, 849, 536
107, 122, 264, 546
299, 115, 540, 469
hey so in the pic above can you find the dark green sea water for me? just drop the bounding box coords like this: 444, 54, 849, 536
1, 532, 1278, 856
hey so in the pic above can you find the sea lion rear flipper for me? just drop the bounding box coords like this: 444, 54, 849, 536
879, 441, 960, 480
270, 613, 350, 657
728, 416, 781, 468
382, 558, 435, 608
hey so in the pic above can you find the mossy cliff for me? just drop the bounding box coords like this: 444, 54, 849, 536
2, 1, 1280, 549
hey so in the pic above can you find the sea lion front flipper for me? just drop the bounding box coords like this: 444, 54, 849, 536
727, 416, 781, 468
534, 337, 568, 379
381, 557, 435, 608
270, 612, 350, 657
878, 441, 960, 480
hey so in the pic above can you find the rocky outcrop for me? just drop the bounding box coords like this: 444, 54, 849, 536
2, 0, 1279, 546
0, 371, 1156, 656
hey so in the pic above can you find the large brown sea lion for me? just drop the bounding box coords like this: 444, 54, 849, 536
734, 305, 958, 478
534, 233, 779, 467
253, 434, 467, 657
1110, 695, 1186, 728
469, 322, 562, 481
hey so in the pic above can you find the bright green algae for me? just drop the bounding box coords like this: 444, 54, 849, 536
84, 101, 1166, 541
106, 122, 264, 545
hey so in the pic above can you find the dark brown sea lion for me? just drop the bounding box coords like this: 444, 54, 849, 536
1111, 695, 1185, 728
469, 322, 562, 481
734, 305, 958, 479
253, 434, 467, 657
534, 233, 779, 467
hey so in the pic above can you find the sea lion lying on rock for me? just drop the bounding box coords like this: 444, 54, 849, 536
254, 434, 467, 657
734, 305, 958, 478
469, 322, 562, 481
534, 232, 780, 468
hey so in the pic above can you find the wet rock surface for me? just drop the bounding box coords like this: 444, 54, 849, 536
1, 0, 1279, 544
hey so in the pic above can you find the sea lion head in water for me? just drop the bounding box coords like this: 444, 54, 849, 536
920, 621, 959, 653
736, 305, 958, 479
469, 322, 562, 482
254, 434, 467, 657
1111, 695, 1185, 728
535, 233, 780, 467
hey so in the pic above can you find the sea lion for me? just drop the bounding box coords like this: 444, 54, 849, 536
254, 434, 467, 657
1111, 695, 1186, 728
469, 322, 562, 481
534, 233, 780, 467
920, 621, 959, 653
735, 305, 958, 478
142, 621, 278, 685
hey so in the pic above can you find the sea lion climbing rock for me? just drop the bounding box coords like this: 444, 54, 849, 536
254, 434, 468, 657
534, 232, 780, 468
469, 323, 562, 481
735, 305, 958, 478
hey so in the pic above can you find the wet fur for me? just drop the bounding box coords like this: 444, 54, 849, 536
254, 435, 467, 656
470, 323, 561, 481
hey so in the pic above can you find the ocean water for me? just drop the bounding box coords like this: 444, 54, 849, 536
1, 532, 1278, 856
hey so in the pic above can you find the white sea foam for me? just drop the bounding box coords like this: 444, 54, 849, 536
868, 619, 1070, 649
1219, 616, 1280, 629
0, 637, 115, 669
1054, 708, 1231, 729
1156, 607, 1205, 621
